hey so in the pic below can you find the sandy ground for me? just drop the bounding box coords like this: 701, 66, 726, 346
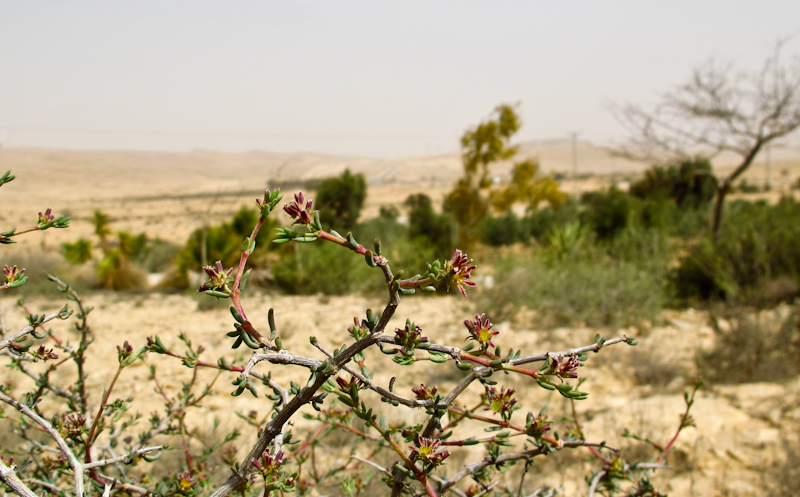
1, 290, 796, 496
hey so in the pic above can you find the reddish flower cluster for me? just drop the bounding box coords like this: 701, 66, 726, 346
336, 374, 363, 393
347, 316, 370, 340
174, 471, 197, 496
253, 448, 295, 488
198, 261, 234, 293
464, 313, 498, 350
117, 340, 134, 362
411, 383, 438, 400
61, 413, 87, 440
551, 355, 580, 379
37, 207, 55, 227
485, 386, 518, 421
526, 412, 551, 438
394, 320, 428, 355
3, 265, 24, 285
283, 191, 314, 225
410, 436, 450, 467
446, 250, 477, 297
31, 345, 59, 362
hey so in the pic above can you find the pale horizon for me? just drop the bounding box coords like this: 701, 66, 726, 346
2, 1, 800, 158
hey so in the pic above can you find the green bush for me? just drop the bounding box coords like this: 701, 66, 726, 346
316, 169, 367, 231
404, 193, 454, 258
179, 206, 276, 274
272, 241, 371, 295
482, 237, 670, 327
671, 197, 800, 304
478, 212, 525, 246
580, 186, 633, 240
61, 238, 93, 264
523, 201, 581, 242
630, 156, 717, 209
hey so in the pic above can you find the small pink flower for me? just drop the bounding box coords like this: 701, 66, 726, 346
3, 265, 24, 285
410, 436, 450, 467
526, 412, 551, 438
198, 261, 234, 293
446, 250, 477, 297
252, 448, 286, 483
37, 208, 54, 227
464, 313, 498, 349
412, 383, 438, 400
32, 345, 59, 362
283, 191, 314, 225
485, 386, 518, 421
394, 320, 428, 355
347, 316, 369, 340
336, 374, 362, 392
551, 355, 580, 379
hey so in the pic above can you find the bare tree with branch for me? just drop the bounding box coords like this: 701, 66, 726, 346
614, 39, 800, 237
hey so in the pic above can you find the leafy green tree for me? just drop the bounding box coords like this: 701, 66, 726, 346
490, 159, 565, 213
316, 169, 367, 231
446, 105, 565, 250
445, 105, 520, 249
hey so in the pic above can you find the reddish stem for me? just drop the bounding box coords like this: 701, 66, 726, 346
458, 351, 541, 379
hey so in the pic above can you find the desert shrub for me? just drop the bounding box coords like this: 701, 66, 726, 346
116, 232, 179, 273
580, 186, 633, 240
541, 221, 586, 261
523, 201, 581, 242
478, 212, 526, 246
61, 238, 93, 264
404, 193, 454, 258
483, 244, 669, 327
630, 156, 717, 209
315, 168, 367, 231
354, 210, 406, 249
698, 305, 800, 384
138, 238, 180, 273
272, 241, 372, 294
180, 206, 276, 274
96, 246, 148, 291
671, 197, 800, 304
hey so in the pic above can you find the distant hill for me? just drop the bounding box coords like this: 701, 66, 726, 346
2, 140, 798, 203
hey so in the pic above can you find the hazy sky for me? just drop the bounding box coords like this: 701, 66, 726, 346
1, 1, 799, 157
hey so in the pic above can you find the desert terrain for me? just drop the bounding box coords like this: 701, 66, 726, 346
2, 144, 800, 496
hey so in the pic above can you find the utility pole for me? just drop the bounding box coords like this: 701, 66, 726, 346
571, 132, 580, 199
765, 142, 772, 191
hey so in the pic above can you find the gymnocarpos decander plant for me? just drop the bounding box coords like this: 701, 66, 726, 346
0, 173, 699, 497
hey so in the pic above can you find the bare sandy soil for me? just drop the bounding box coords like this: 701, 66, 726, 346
1, 290, 796, 496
